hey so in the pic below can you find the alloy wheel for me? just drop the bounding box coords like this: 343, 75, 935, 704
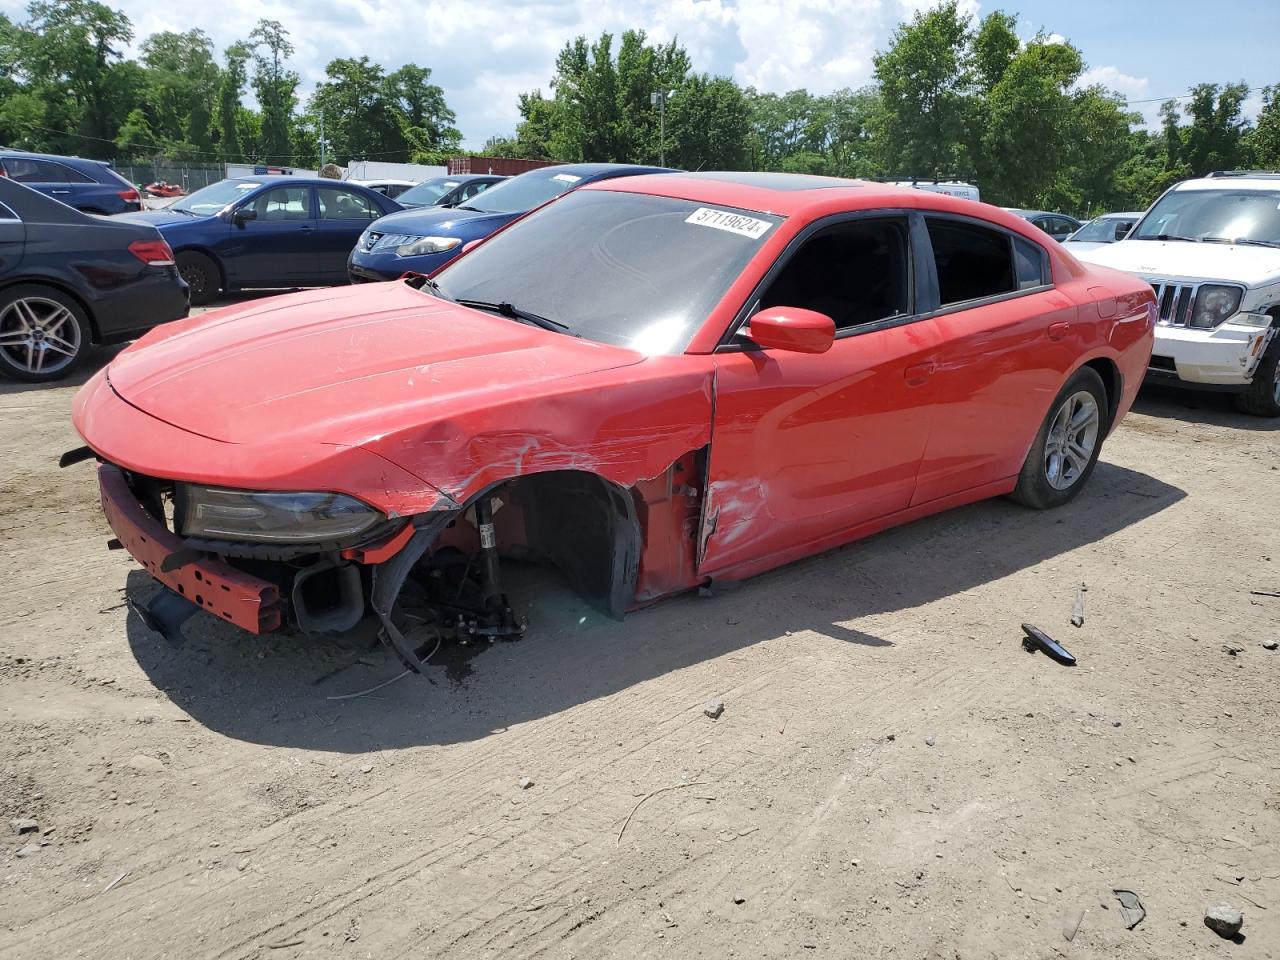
0, 296, 82, 376
1044, 390, 1100, 491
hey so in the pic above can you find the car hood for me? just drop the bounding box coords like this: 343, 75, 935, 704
107, 281, 644, 445
1074, 239, 1280, 287
368, 205, 516, 236
114, 208, 211, 229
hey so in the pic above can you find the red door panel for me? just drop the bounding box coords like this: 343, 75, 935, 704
699, 319, 942, 576
911, 288, 1081, 505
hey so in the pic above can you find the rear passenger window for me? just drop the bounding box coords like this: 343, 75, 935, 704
1013, 237, 1049, 289
2, 158, 64, 182
55, 163, 96, 184
926, 219, 1016, 305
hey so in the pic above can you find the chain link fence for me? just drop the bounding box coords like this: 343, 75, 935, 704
113, 162, 226, 191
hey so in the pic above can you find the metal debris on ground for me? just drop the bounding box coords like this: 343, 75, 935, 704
616, 782, 707, 844
1112, 888, 1146, 929
1071, 584, 1086, 627
1204, 903, 1244, 938
1021, 623, 1076, 665
1062, 905, 1085, 941
704, 699, 725, 720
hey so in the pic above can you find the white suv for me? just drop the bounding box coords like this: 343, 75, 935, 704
1074, 171, 1280, 417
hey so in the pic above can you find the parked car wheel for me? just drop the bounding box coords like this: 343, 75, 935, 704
1232, 335, 1280, 418
0, 284, 90, 383
177, 251, 220, 305
1011, 366, 1107, 509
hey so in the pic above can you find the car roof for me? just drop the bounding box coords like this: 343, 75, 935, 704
1004, 208, 1073, 219
227, 176, 379, 189
1175, 176, 1280, 192
0, 150, 106, 168
536, 162, 677, 177
1093, 211, 1143, 219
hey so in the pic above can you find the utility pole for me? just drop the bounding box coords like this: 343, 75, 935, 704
650, 90, 672, 166
318, 112, 330, 168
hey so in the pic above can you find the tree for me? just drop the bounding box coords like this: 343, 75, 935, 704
385, 64, 460, 154
1244, 84, 1280, 169
247, 19, 298, 162
1179, 82, 1249, 175
873, 1, 972, 177
215, 41, 251, 161
667, 75, 750, 170
310, 57, 404, 162
21, 0, 135, 157
140, 29, 219, 153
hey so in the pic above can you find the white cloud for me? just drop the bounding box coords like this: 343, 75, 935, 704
1077, 65, 1158, 126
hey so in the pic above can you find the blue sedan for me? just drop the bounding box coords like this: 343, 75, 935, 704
347, 163, 674, 282
120, 177, 401, 303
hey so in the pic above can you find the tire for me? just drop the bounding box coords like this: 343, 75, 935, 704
177, 250, 221, 305
0, 284, 91, 383
1232, 333, 1280, 418
1011, 366, 1108, 510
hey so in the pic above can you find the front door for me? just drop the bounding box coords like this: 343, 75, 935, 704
228, 185, 317, 287
698, 215, 942, 577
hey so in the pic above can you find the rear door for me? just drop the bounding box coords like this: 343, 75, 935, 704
227, 184, 318, 286
1, 158, 74, 206
699, 213, 942, 576
911, 215, 1080, 505
314, 186, 384, 282
0, 200, 23, 274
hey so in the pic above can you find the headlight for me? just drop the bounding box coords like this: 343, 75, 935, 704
1190, 284, 1243, 329
177, 485, 382, 543
396, 235, 462, 257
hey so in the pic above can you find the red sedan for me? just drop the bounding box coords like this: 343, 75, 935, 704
68, 173, 1155, 670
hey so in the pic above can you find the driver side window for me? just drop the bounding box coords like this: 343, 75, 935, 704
757, 218, 911, 332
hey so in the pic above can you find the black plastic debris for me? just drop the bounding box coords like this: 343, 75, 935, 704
1021, 623, 1076, 665
130, 587, 200, 646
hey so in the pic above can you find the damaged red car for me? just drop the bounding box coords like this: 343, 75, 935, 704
68, 172, 1156, 670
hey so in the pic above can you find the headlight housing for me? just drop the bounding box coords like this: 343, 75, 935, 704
177, 485, 382, 543
1190, 284, 1244, 329
395, 235, 462, 257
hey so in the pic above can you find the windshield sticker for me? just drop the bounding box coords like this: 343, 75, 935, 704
552, 173, 582, 183
685, 207, 773, 239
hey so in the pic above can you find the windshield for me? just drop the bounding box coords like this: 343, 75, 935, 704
171, 179, 260, 215
1132, 188, 1280, 244
463, 169, 586, 214
396, 177, 460, 206
433, 190, 781, 354
1071, 217, 1134, 242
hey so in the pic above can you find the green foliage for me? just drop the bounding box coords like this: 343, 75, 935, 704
1245, 85, 1280, 168
248, 19, 297, 162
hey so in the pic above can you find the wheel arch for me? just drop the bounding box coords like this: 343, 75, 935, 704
173, 245, 228, 291
1081, 356, 1122, 432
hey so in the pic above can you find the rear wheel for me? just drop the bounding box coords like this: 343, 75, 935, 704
1011, 366, 1108, 510
177, 250, 221, 305
1232, 334, 1280, 418
0, 284, 90, 383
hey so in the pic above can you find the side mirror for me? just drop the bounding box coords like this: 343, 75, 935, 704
232, 207, 257, 225
745, 307, 835, 354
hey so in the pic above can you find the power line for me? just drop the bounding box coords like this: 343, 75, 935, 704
1118, 84, 1265, 106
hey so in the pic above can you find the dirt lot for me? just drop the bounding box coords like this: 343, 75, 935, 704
2, 299, 1278, 959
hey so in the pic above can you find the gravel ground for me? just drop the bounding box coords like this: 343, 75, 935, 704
2, 295, 1278, 959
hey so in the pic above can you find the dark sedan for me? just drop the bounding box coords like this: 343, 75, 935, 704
396, 174, 506, 209
348, 163, 675, 282
0, 150, 142, 215
1003, 209, 1082, 243
120, 177, 401, 304
0, 176, 187, 382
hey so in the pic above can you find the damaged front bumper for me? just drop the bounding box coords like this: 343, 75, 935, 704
97, 462, 283, 634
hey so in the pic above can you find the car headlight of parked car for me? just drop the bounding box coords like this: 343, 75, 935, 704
176, 485, 382, 543
1190, 284, 1244, 329
394, 235, 463, 257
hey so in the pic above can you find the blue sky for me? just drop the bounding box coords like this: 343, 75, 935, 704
3, 0, 1276, 149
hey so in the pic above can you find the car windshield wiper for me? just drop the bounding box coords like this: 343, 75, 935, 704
410, 276, 454, 301
1219, 237, 1280, 249
1140, 233, 1204, 242
455, 298, 576, 335
454, 205, 489, 213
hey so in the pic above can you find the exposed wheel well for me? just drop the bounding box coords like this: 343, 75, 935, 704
1083, 357, 1121, 431
479, 470, 642, 618
0, 277, 99, 342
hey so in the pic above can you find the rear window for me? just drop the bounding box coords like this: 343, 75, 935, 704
2, 158, 66, 183
927, 219, 1017, 305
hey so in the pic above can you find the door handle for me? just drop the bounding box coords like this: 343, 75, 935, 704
1048, 321, 1071, 341
904, 361, 935, 386
51, 189, 71, 194
299, 224, 314, 231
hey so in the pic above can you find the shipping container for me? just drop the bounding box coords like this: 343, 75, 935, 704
447, 156, 559, 176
